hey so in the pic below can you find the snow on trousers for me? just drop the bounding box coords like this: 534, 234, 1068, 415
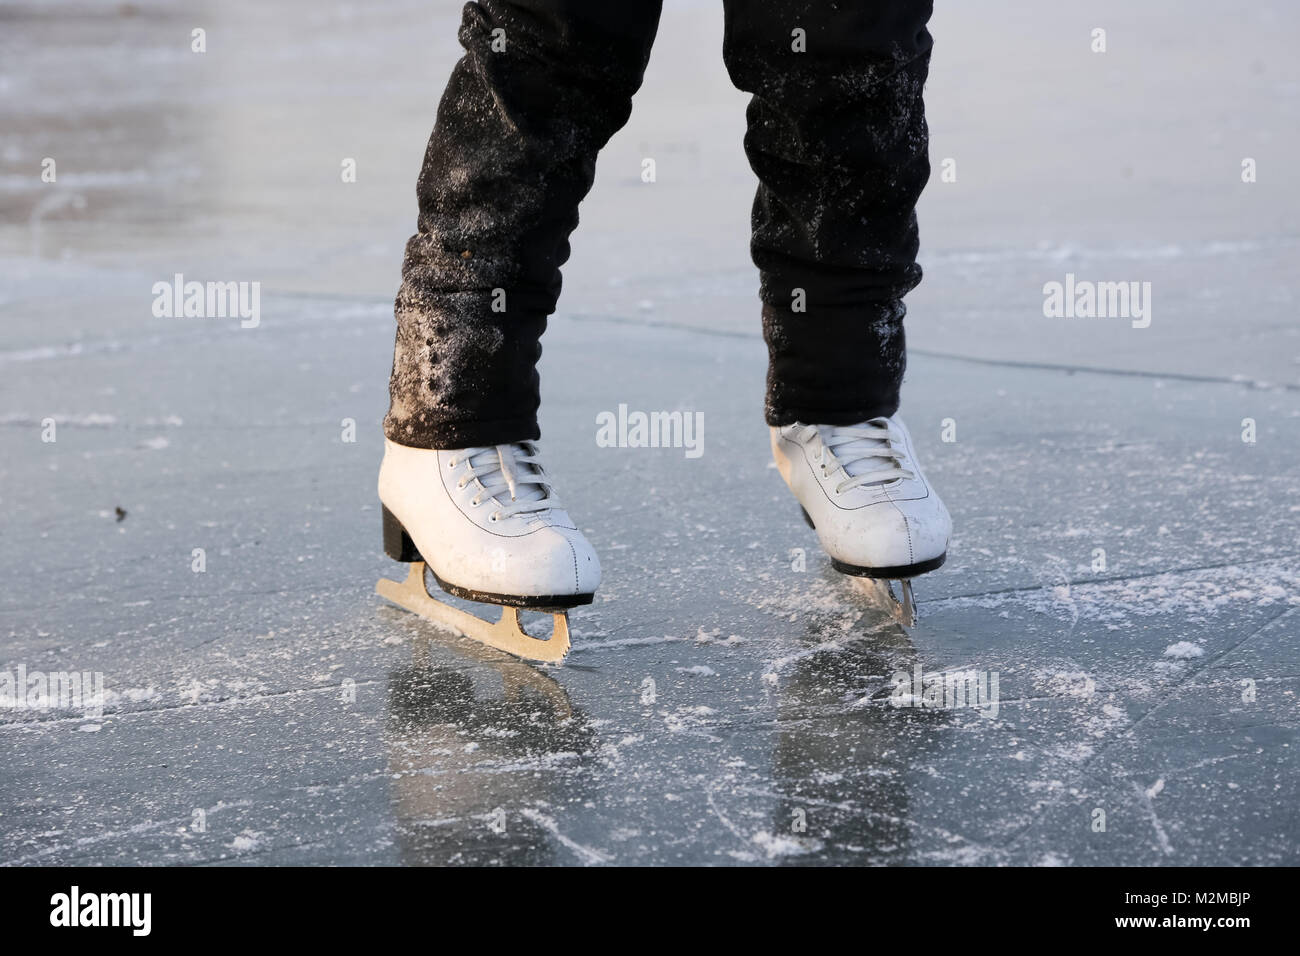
385, 0, 933, 449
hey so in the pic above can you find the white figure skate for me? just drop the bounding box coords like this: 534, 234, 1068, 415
772, 416, 949, 626
376, 438, 600, 662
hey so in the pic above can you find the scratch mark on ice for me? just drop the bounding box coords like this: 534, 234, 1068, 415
520, 808, 611, 866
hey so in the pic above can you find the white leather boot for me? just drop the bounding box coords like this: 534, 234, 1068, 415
376, 438, 599, 661
772, 416, 950, 622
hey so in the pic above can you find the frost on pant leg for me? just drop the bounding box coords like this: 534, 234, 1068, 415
384, 0, 662, 450
723, 0, 934, 426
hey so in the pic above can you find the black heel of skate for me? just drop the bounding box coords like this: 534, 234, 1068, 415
382, 505, 423, 562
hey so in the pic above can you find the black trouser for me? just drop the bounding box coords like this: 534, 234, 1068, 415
385, 0, 933, 449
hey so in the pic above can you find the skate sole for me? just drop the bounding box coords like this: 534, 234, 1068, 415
382, 504, 594, 612
831, 553, 946, 579
799, 506, 947, 580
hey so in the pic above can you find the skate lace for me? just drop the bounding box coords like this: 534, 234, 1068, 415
448, 442, 559, 521
796, 419, 915, 493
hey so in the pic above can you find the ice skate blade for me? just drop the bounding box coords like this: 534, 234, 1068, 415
853, 577, 918, 628
887, 579, 918, 628
376, 561, 571, 663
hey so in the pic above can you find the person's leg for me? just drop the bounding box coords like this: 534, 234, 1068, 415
722, 0, 933, 426
727, 1, 947, 616
385, 0, 664, 449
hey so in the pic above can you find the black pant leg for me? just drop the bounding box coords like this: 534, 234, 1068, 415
385, 0, 664, 448
722, 0, 934, 426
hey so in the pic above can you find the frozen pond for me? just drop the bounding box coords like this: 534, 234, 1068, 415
1, 0, 1297, 864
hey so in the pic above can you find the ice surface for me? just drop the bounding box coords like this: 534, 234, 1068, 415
0, 0, 1297, 865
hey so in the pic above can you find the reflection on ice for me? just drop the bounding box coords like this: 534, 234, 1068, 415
384, 634, 595, 865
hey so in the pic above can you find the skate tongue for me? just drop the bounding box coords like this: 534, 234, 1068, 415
815, 420, 912, 487
465, 444, 548, 505
820, 424, 892, 479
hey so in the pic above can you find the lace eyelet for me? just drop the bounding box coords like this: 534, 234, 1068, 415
489, 513, 499, 522
470, 497, 481, 507
447, 458, 455, 469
